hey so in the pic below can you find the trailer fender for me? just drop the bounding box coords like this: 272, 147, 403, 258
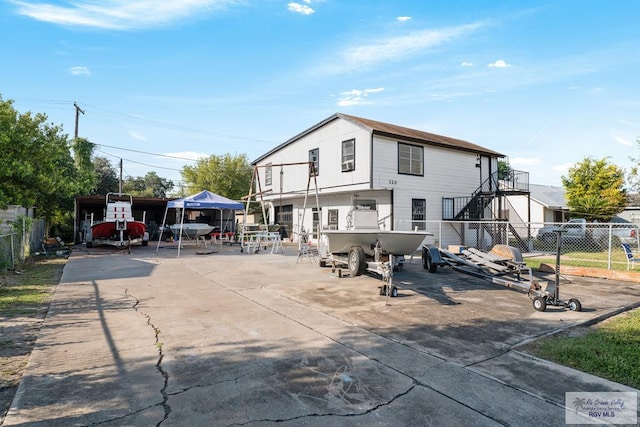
422, 245, 442, 273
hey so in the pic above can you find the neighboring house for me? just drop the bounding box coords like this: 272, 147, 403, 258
0, 205, 35, 233
506, 183, 568, 226
251, 113, 530, 247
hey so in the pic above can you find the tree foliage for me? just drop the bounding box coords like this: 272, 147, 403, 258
0, 96, 83, 229
561, 157, 627, 221
627, 137, 640, 192
182, 153, 252, 200
92, 156, 120, 195
122, 172, 173, 198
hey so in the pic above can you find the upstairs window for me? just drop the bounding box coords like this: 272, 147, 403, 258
265, 163, 272, 186
309, 148, 319, 176
341, 139, 355, 172
398, 143, 423, 176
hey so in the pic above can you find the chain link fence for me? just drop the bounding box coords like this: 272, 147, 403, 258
0, 219, 46, 271
395, 219, 640, 272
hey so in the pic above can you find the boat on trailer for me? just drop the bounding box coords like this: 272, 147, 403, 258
87, 193, 149, 249
318, 199, 431, 296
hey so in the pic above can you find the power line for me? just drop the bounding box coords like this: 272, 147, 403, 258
94, 149, 184, 172
11, 98, 279, 145
91, 141, 201, 162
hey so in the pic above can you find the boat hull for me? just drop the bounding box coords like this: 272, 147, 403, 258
321, 230, 431, 256
170, 224, 215, 239
91, 221, 146, 240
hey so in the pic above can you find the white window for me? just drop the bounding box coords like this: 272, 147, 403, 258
398, 143, 423, 176
412, 199, 426, 230
265, 164, 272, 186
341, 139, 355, 172
309, 148, 319, 176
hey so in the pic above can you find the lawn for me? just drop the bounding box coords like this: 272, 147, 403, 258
0, 257, 65, 422
524, 308, 640, 389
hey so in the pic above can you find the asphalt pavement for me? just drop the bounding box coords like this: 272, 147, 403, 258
3, 241, 640, 426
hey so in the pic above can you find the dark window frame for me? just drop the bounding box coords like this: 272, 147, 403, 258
309, 148, 319, 176
265, 163, 272, 186
341, 139, 355, 172
412, 198, 426, 230
398, 142, 424, 176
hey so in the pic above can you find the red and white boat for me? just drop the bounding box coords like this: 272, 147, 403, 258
87, 193, 149, 248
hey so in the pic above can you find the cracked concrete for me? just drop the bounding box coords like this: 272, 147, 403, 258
3, 244, 640, 426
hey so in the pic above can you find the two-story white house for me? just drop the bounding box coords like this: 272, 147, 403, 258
251, 113, 529, 247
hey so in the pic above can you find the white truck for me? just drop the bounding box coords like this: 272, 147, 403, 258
537, 218, 638, 246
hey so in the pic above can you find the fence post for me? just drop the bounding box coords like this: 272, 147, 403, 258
10, 233, 15, 270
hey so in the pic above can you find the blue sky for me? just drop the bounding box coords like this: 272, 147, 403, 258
2, 0, 638, 189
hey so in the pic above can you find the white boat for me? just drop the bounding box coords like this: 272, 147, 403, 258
321, 229, 430, 256
170, 223, 215, 239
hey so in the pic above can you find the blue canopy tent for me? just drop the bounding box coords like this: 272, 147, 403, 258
157, 190, 244, 257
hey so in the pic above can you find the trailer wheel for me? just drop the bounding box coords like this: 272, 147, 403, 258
319, 259, 327, 267
391, 286, 398, 297
422, 248, 437, 273
348, 246, 366, 276
86, 241, 93, 248
533, 296, 547, 312
568, 298, 582, 312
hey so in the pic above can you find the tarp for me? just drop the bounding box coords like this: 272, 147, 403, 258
167, 190, 244, 210
157, 190, 244, 257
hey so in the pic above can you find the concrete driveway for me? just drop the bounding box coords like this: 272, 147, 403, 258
3, 243, 639, 426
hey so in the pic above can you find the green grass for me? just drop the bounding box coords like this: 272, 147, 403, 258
525, 309, 640, 389
524, 250, 631, 271
0, 259, 64, 316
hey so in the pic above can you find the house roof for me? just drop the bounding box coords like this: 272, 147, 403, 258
252, 112, 504, 164
528, 184, 567, 209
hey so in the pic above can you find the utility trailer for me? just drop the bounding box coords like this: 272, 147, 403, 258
421, 244, 582, 312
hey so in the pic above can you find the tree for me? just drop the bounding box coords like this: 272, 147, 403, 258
72, 137, 97, 194
561, 157, 627, 221
0, 96, 80, 232
182, 153, 252, 200
122, 172, 173, 198
92, 157, 120, 195
627, 136, 640, 192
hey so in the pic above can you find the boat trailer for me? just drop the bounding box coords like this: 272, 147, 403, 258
421, 244, 582, 312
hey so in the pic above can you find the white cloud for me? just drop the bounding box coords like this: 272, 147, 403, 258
553, 162, 574, 172
69, 66, 90, 75
460, 61, 473, 67
128, 131, 146, 141
509, 157, 540, 166
319, 22, 485, 75
397, 16, 411, 22
337, 87, 384, 107
288, 2, 314, 15
10, 0, 240, 30
488, 59, 511, 68
615, 136, 633, 147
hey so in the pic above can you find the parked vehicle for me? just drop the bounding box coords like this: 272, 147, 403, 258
537, 218, 638, 246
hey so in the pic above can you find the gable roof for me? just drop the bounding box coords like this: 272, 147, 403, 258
528, 184, 567, 209
252, 112, 503, 164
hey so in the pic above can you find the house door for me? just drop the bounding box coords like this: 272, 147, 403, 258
479, 155, 493, 192
275, 204, 293, 239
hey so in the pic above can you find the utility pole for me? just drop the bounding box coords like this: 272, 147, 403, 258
73, 102, 85, 139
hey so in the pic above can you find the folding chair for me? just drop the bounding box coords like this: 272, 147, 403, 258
621, 243, 640, 270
